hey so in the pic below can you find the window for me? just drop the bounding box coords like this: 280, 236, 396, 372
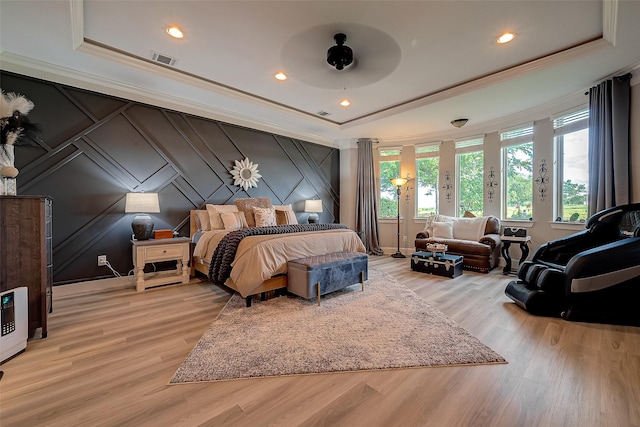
501, 124, 534, 220
378, 147, 401, 218
415, 143, 440, 217
455, 137, 484, 217
553, 108, 589, 221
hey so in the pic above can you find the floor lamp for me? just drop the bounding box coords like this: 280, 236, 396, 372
390, 177, 408, 258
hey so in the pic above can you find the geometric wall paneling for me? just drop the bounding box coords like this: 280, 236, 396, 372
86, 114, 168, 184
1, 71, 340, 284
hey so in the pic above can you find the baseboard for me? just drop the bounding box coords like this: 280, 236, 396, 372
53, 275, 136, 297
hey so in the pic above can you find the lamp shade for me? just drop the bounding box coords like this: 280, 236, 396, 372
125, 193, 160, 213
125, 193, 160, 240
304, 199, 323, 213
304, 199, 323, 224
390, 177, 408, 187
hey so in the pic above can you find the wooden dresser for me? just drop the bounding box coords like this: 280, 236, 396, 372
0, 195, 53, 338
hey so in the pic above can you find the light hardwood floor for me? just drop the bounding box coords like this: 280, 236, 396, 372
1, 256, 639, 427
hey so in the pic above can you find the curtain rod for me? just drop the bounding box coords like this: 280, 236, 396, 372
585, 72, 633, 95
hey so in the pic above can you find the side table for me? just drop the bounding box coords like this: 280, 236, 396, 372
500, 235, 531, 275
132, 237, 190, 291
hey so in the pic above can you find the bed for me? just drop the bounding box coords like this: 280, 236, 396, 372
189, 198, 366, 303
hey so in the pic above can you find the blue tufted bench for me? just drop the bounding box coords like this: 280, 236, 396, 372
287, 251, 368, 305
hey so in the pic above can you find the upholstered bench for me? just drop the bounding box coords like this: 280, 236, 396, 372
287, 251, 368, 305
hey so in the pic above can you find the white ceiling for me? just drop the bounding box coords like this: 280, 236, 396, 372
1, 1, 640, 147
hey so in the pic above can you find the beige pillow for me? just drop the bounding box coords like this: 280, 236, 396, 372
234, 198, 272, 227
253, 207, 277, 227
194, 210, 211, 231
274, 204, 298, 225
432, 221, 453, 239
221, 211, 248, 230
423, 214, 452, 237
206, 204, 239, 229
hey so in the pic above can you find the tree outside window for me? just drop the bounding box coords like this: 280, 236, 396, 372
455, 137, 484, 217
504, 142, 533, 219
416, 144, 439, 217
379, 148, 401, 218
501, 125, 534, 220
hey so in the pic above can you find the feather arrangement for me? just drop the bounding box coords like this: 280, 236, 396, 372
1, 90, 42, 150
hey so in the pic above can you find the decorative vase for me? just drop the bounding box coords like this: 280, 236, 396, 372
0, 145, 17, 196
1, 177, 17, 196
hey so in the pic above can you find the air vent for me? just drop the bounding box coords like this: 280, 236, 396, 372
316, 111, 330, 116
151, 51, 177, 66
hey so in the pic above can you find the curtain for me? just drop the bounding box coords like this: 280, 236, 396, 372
588, 74, 632, 215
355, 139, 384, 255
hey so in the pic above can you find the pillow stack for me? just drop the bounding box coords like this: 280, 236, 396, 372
199, 199, 298, 231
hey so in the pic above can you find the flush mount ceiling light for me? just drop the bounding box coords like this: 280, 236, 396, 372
497, 32, 515, 44
274, 72, 288, 81
339, 99, 351, 107
327, 33, 353, 71
451, 118, 469, 128
166, 26, 184, 39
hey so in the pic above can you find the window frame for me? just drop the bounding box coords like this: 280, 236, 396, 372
455, 136, 484, 217
415, 142, 441, 218
552, 107, 589, 222
500, 124, 534, 221
377, 147, 402, 219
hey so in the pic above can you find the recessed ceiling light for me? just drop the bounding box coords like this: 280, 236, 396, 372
497, 32, 515, 44
274, 72, 287, 81
166, 26, 184, 39
339, 99, 351, 107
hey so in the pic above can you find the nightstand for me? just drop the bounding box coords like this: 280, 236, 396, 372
131, 237, 190, 291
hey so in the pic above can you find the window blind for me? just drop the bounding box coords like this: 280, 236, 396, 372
454, 136, 484, 154
500, 123, 534, 147
552, 107, 589, 136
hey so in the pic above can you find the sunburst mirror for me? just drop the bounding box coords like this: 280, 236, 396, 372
230, 157, 261, 191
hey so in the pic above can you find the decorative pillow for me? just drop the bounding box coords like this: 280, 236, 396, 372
253, 207, 277, 227
234, 198, 272, 227
274, 204, 298, 225
221, 211, 248, 230
194, 210, 211, 231
432, 221, 454, 239
423, 214, 453, 237
453, 216, 489, 241
206, 204, 239, 229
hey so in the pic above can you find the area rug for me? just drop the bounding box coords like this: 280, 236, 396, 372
170, 269, 506, 383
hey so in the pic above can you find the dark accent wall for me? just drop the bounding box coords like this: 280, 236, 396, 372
1, 71, 340, 285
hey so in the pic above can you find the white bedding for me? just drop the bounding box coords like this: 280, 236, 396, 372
193, 228, 366, 297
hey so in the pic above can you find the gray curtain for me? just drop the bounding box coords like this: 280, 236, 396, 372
356, 139, 384, 255
588, 74, 632, 215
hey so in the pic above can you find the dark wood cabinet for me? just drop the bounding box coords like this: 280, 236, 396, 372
0, 195, 52, 338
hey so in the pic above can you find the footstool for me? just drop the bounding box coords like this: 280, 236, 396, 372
287, 251, 368, 305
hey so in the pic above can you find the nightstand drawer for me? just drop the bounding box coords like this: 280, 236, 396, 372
144, 244, 184, 261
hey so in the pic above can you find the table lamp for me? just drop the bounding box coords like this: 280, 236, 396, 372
125, 192, 160, 240
305, 199, 323, 224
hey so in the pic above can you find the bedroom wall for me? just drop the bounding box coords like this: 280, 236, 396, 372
1, 71, 341, 285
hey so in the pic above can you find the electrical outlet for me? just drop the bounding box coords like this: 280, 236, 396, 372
97, 255, 107, 266
403, 235, 407, 242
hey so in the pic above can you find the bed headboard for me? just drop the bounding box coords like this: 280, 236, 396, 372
189, 210, 199, 239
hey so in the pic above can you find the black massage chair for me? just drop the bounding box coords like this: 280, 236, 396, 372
505, 203, 640, 325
